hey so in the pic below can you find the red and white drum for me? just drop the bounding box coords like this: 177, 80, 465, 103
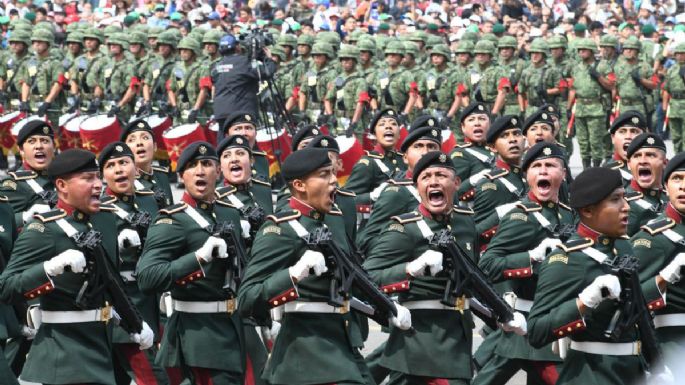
11, 115, 48, 144
204, 120, 219, 147
138, 114, 173, 159
162, 123, 207, 171
256, 127, 292, 178
58, 113, 86, 150
336, 135, 364, 185
0, 111, 25, 149
362, 132, 376, 151
394, 126, 408, 151
79, 114, 121, 154
441, 129, 457, 153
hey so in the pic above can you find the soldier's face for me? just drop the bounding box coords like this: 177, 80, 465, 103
578, 49, 593, 60
628, 148, 666, 190
292, 165, 337, 213
10, 41, 26, 55
475, 53, 491, 65
158, 44, 172, 58
417, 167, 459, 215
580, 188, 629, 238
457, 53, 471, 65
148, 38, 157, 47
499, 47, 514, 60
431, 54, 445, 67
182, 159, 219, 201
204, 43, 218, 55
84, 38, 99, 52
600, 46, 615, 58
297, 44, 311, 56
228, 124, 256, 147
611, 126, 644, 160
550, 47, 564, 59
385, 53, 402, 67
526, 157, 565, 203
374, 117, 400, 149
676, 53, 685, 63
526, 123, 555, 145
32, 41, 48, 55
102, 156, 136, 195
56, 171, 103, 214
125, 130, 157, 170
622, 48, 637, 60
180, 49, 194, 62
108, 43, 122, 55
340, 57, 356, 72
220, 147, 252, 185
461, 113, 490, 144
530, 52, 544, 64
666, 171, 685, 213
492, 128, 524, 163
20, 135, 55, 171
68, 42, 82, 54
404, 139, 440, 170
359, 50, 372, 63
283, 45, 293, 57
313, 54, 327, 68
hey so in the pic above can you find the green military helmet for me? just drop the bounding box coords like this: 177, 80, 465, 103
128, 31, 148, 46
65, 23, 80, 34
473, 40, 495, 55
576, 38, 597, 52
320, 31, 341, 51
167, 28, 183, 43
8, 30, 31, 46
310, 42, 335, 59
107, 32, 129, 49
10, 18, 31, 31
13, 23, 32, 34
599, 34, 618, 48
357, 37, 376, 53
673, 43, 685, 54
65, 31, 84, 45
338, 44, 359, 60
297, 33, 315, 46
348, 30, 365, 43
425, 35, 443, 50
148, 26, 164, 39
31, 28, 54, 45
384, 40, 405, 55
498, 35, 517, 49
481, 33, 498, 43
528, 38, 548, 54
103, 24, 123, 39
188, 30, 205, 44
622, 36, 641, 51
202, 29, 222, 45
77, 23, 90, 32
156, 30, 177, 47
135, 24, 150, 34
177, 36, 201, 56
454, 40, 474, 55
409, 30, 428, 44
430, 43, 451, 59
277, 34, 298, 49
270, 44, 287, 61
82, 27, 105, 44
461, 31, 479, 43
36, 21, 55, 33
403, 41, 419, 57
546, 35, 567, 49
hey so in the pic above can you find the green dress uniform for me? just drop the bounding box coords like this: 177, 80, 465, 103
0, 196, 20, 385
625, 180, 667, 236
343, 146, 405, 209
449, 142, 495, 202
663, 60, 685, 152
473, 196, 575, 385
135, 165, 173, 207
363, 204, 477, 384
0, 203, 120, 384
0, 168, 55, 227
238, 198, 371, 385
603, 154, 633, 186
18, 53, 66, 127
527, 226, 645, 385
251, 147, 271, 184
136, 194, 246, 382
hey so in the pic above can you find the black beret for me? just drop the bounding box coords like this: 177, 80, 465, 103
48, 149, 99, 179
222, 111, 256, 133
120, 118, 153, 141
400, 126, 442, 152
486, 115, 521, 144
412, 151, 455, 184
521, 142, 566, 171
523, 109, 555, 134
217, 135, 251, 156
306, 135, 340, 153
459, 102, 489, 124
291, 124, 322, 151
282, 147, 332, 181
17, 120, 53, 146
569, 167, 623, 209
664, 152, 685, 183
609, 110, 648, 134
409, 114, 439, 131
369, 108, 399, 133
177, 141, 218, 173
625, 133, 666, 159
98, 142, 134, 172
539, 103, 560, 118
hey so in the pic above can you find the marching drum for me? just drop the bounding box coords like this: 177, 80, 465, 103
204, 120, 219, 146
442, 129, 457, 153
395, 126, 408, 151
58, 113, 87, 150
336, 135, 364, 185
162, 123, 207, 171
79, 114, 121, 154
256, 126, 292, 178
11, 115, 47, 144
0, 111, 25, 149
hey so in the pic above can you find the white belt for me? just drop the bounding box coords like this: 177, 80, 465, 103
402, 298, 470, 311
120, 270, 136, 282
172, 299, 237, 314
570, 340, 641, 356
654, 313, 685, 328
512, 298, 533, 312
41, 306, 113, 324
283, 301, 349, 314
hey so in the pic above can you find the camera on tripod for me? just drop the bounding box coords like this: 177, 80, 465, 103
239, 26, 274, 61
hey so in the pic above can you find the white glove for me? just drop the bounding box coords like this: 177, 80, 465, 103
501, 312, 528, 336
129, 321, 154, 350
370, 182, 387, 202
262, 321, 281, 341
195, 236, 228, 263
288, 250, 328, 282
578, 274, 621, 309
117, 229, 141, 250
647, 366, 675, 385
43, 249, 87, 276
23, 204, 51, 223
240, 220, 251, 239
406, 250, 443, 277
389, 303, 412, 330
528, 238, 560, 262
660, 253, 685, 284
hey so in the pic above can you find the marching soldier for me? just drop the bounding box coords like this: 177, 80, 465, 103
297, 42, 337, 125
286, 34, 314, 115
370, 41, 417, 123
0, 149, 154, 385
661, 43, 685, 153
518, 38, 563, 116
221, 111, 270, 185
141, 31, 177, 116
202, 30, 223, 65
546, 35, 574, 153
328, 44, 370, 138
604, 110, 648, 185
128, 31, 152, 97
467, 40, 510, 115
358, 38, 378, 81
97, 33, 137, 122
68, 27, 108, 114
137, 142, 246, 385
276, 34, 298, 75
454, 41, 474, 71
497, 36, 526, 116
167, 37, 213, 125
62, 31, 84, 86
614, 37, 657, 121
419, 44, 465, 131
0, 194, 19, 385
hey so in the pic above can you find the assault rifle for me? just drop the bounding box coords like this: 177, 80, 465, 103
210, 221, 247, 297
123, 211, 152, 246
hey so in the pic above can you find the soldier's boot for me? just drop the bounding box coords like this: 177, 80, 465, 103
582, 158, 591, 170
592, 159, 603, 167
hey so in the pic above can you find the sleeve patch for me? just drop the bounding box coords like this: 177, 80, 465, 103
262, 225, 282, 235
358, 158, 370, 166
1, 180, 17, 190
451, 151, 463, 158
155, 218, 174, 225
481, 182, 497, 191
26, 222, 45, 232
510, 213, 528, 221
547, 254, 568, 264
388, 223, 405, 233
632, 239, 651, 248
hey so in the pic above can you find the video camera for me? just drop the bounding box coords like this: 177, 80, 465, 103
238, 26, 274, 60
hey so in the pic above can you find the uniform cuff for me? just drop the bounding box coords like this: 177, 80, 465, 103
502, 252, 534, 279
264, 269, 299, 308
551, 300, 586, 338
170, 252, 205, 283
22, 263, 55, 299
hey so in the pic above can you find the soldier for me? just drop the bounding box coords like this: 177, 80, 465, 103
420, 44, 464, 131
168, 37, 213, 125
527, 167, 646, 385
97, 142, 169, 385
518, 38, 563, 116
97, 33, 138, 122
3, 29, 31, 107
454, 40, 474, 72
546, 35, 574, 153
604, 110, 648, 185
474, 142, 574, 385
286, 34, 314, 115
358, 38, 378, 82
62, 31, 84, 85
614, 37, 657, 122
297, 42, 336, 125
370, 41, 417, 123
221, 111, 270, 185
0, 149, 154, 385
137, 142, 246, 385
363, 151, 525, 384
239, 147, 412, 385
68, 27, 108, 114
624, 133, 667, 235
662, 43, 685, 153
202, 30, 223, 65
497, 36, 526, 116
141, 31, 177, 116
467, 40, 510, 115
270, 45, 291, 98
120, 119, 173, 207
328, 44, 370, 138
0, 193, 19, 385
128, 30, 151, 99
568, 38, 615, 169
276, 34, 298, 75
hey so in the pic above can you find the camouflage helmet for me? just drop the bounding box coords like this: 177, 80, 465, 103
338, 44, 360, 59
310, 42, 335, 59
8, 30, 31, 45
498, 35, 517, 49
167, 28, 183, 43
473, 40, 495, 55
148, 26, 164, 39
9, 18, 31, 30
357, 38, 376, 53
403, 41, 419, 57
297, 34, 315, 46
128, 31, 148, 46
177, 36, 201, 56
409, 30, 428, 43
425, 35, 443, 50
674, 43, 685, 54
622, 36, 641, 51
528, 38, 548, 54
30, 28, 54, 45
546, 35, 567, 49
107, 32, 129, 49
65, 31, 84, 45
104, 24, 123, 39
36, 21, 55, 33
481, 33, 498, 43
430, 44, 451, 59
65, 23, 80, 34
461, 31, 479, 43
454, 41, 474, 55
270, 45, 287, 61
156, 30, 177, 47
576, 38, 597, 52
277, 34, 298, 48
347, 30, 365, 43
599, 34, 618, 48
82, 27, 105, 44
384, 40, 405, 55
202, 30, 223, 45
319, 31, 341, 51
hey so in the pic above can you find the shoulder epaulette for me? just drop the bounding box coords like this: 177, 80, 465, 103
457, 142, 473, 148
216, 200, 237, 208
159, 203, 187, 215
135, 189, 154, 196
35, 209, 67, 222
453, 204, 474, 215
329, 204, 343, 216
485, 169, 508, 180
9, 170, 37, 180
252, 150, 267, 156
100, 195, 117, 205
559, 238, 594, 253
390, 211, 422, 224
605, 160, 623, 170
559, 202, 572, 211
388, 178, 412, 186
624, 190, 643, 202
364, 150, 384, 159
516, 201, 542, 212
556, 142, 566, 148
99, 203, 117, 212
0, 195, 7, 202
336, 188, 356, 197
266, 210, 301, 223
252, 178, 271, 187
215, 185, 237, 199
641, 218, 676, 236
151, 165, 169, 173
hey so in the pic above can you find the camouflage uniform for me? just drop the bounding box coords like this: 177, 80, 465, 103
100, 33, 136, 122
300, 42, 336, 123
327, 45, 370, 138
518, 39, 563, 115
69, 27, 108, 113
497, 36, 527, 116
169, 37, 212, 125
371, 41, 416, 113
614, 37, 654, 121
468, 41, 510, 114
664, 43, 685, 152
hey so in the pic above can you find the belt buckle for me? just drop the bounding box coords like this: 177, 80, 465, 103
100, 305, 112, 324
454, 296, 466, 313
225, 299, 236, 314
337, 300, 350, 315
635, 340, 641, 355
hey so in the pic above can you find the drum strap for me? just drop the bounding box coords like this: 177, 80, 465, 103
25, 179, 44, 194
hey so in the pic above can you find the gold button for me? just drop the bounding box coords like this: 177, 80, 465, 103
123, 196, 129, 202
37, 290, 41, 294
650, 191, 656, 196
273, 301, 279, 306
281, 296, 286, 301
602, 239, 609, 245
548, 203, 554, 208
558, 331, 564, 336
290, 291, 295, 297
200, 203, 207, 209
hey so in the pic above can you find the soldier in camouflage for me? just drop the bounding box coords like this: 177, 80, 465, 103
141, 31, 177, 117
468, 40, 510, 115
663, 43, 685, 152
497, 36, 527, 116
327, 45, 370, 138
96, 33, 137, 122
615, 37, 657, 124
68, 27, 108, 114
370, 41, 417, 125
518, 38, 563, 116
546, 35, 574, 154
419, 44, 465, 133
358, 38, 378, 82
167, 37, 213, 125
297, 42, 337, 126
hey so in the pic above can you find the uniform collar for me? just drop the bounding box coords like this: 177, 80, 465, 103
629, 179, 662, 198
224, 179, 251, 191
577, 222, 613, 247
105, 186, 135, 203
526, 190, 558, 209
289, 197, 325, 220
495, 158, 520, 174
666, 203, 685, 224
138, 168, 154, 181
182, 192, 214, 211
418, 203, 451, 224
373, 144, 395, 157
463, 137, 486, 147
57, 199, 88, 222
22, 162, 48, 176
612, 152, 626, 164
